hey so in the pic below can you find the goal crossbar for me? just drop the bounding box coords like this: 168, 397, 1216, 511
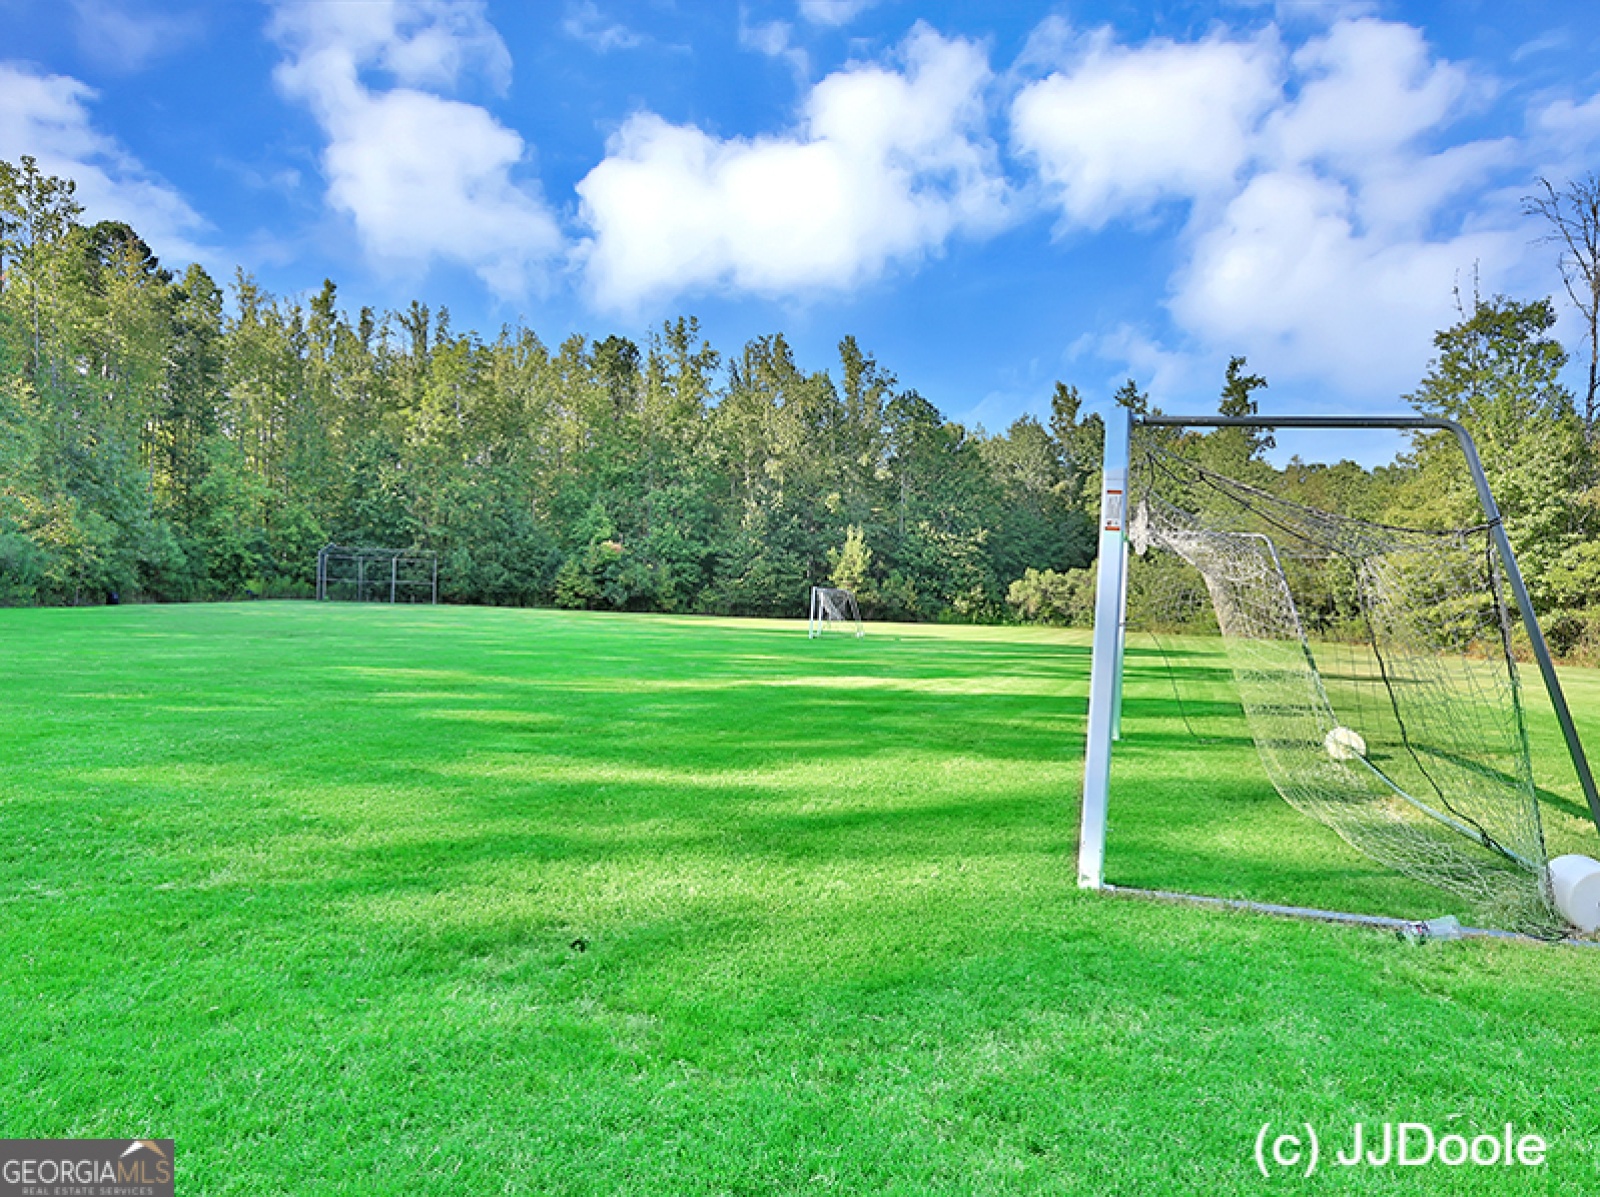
1077, 412, 1600, 899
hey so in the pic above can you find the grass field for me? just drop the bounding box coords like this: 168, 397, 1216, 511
4, 602, 1600, 1194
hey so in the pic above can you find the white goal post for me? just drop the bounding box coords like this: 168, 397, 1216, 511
1077, 410, 1600, 931
809, 586, 864, 638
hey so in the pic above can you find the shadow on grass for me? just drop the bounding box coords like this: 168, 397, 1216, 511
2, 602, 1552, 976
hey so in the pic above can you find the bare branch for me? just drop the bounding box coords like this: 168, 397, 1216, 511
1524, 174, 1600, 438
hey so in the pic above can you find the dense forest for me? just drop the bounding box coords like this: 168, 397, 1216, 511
3, 155, 1599, 651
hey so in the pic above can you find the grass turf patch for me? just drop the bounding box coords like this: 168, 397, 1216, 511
3, 602, 1599, 1193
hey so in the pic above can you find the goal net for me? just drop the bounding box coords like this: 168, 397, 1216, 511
1079, 414, 1600, 933
809, 586, 864, 638
316, 545, 438, 604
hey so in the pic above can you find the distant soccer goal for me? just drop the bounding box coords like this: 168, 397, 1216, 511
809, 586, 864, 638
1078, 412, 1600, 934
316, 545, 438, 604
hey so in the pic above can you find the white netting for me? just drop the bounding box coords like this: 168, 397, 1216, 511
1128, 434, 1553, 928
810, 587, 864, 637
818, 589, 851, 622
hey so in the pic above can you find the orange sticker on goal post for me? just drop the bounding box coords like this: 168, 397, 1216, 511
1103, 488, 1123, 532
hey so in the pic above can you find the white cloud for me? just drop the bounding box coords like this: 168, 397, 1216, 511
1262, 19, 1477, 178
562, 2, 643, 53
270, 0, 559, 296
1087, 324, 1207, 401
797, 0, 877, 28
1006, 15, 1075, 82
1016, 15, 1526, 400
1011, 28, 1282, 228
575, 23, 1009, 310
69, 0, 201, 72
1170, 169, 1514, 395
1532, 92, 1600, 173
1269, 0, 1377, 26
1536, 93, 1600, 139
273, 0, 511, 93
0, 62, 208, 263
1512, 30, 1569, 64
1170, 19, 1519, 394
740, 14, 810, 84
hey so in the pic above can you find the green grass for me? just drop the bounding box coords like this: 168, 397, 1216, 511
3, 602, 1599, 1194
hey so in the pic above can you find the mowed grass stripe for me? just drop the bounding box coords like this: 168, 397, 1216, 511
2, 602, 1598, 1194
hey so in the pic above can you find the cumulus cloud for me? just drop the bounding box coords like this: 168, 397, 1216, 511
1280, 23, 1464, 151
270, 0, 560, 296
1011, 28, 1282, 228
1171, 170, 1515, 394
575, 23, 1010, 310
273, 0, 512, 92
0, 62, 208, 262
1014, 15, 1526, 400
1174, 19, 1519, 394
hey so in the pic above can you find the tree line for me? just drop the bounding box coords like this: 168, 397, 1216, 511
0, 156, 1101, 619
3, 155, 1598, 651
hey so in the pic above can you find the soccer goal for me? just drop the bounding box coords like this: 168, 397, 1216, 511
316, 545, 438, 604
809, 586, 864, 638
1078, 411, 1600, 934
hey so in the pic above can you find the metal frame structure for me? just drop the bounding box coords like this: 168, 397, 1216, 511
808, 585, 864, 638
1078, 411, 1600, 901
316, 544, 439, 604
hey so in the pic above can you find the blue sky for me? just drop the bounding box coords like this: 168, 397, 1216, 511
3, 0, 1598, 463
